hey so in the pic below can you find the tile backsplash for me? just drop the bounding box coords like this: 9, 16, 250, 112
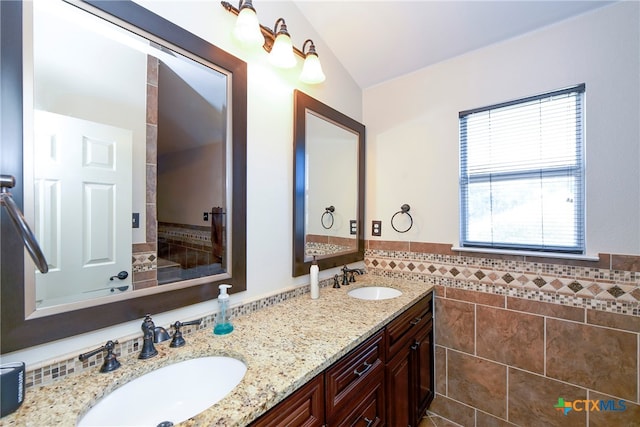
22, 277, 329, 391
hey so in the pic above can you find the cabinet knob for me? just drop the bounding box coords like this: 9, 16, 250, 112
363, 417, 375, 427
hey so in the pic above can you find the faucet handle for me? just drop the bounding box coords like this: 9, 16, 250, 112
78, 340, 121, 373
169, 319, 202, 348
141, 314, 154, 330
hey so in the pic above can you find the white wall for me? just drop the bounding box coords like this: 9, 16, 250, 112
4, 0, 361, 366
364, 1, 640, 257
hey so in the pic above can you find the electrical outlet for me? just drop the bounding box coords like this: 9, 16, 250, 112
203, 212, 209, 221
350, 220, 357, 235
132, 213, 140, 228
372, 220, 382, 236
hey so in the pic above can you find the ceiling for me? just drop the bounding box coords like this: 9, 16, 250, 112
292, 1, 616, 89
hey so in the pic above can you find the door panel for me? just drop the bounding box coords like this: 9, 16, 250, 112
33, 110, 132, 303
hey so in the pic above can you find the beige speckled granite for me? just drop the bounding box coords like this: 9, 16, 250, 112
1, 276, 432, 426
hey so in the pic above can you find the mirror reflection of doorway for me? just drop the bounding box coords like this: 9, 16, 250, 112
33, 111, 133, 306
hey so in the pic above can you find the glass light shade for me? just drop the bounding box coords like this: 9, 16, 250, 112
300, 53, 325, 84
269, 33, 296, 68
233, 8, 264, 48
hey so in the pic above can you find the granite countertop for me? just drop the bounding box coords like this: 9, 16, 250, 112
2, 276, 433, 426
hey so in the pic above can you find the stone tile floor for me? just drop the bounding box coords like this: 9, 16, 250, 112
419, 412, 463, 427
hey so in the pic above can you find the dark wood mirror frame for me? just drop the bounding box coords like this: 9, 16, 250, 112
292, 90, 365, 277
0, 0, 247, 353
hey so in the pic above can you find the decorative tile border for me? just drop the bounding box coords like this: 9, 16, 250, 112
305, 241, 353, 257
158, 222, 212, 247
132, 251, 157, 273
365, 245, 640, 317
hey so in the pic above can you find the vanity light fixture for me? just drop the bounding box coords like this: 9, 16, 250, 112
300, 39, 325, 84
232, 0, 264, 48
269, 18, 296, 68
221, 1, 326, 82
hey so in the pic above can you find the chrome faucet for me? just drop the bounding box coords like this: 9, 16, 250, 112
138, 314, 171, 359
341, 265, 365, 286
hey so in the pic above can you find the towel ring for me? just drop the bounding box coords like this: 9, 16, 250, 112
391, 204, 413, 233
1, 175, 49, 273
321, 205, 335, 229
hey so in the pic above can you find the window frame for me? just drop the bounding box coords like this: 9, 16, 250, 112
459, 84, 586, 254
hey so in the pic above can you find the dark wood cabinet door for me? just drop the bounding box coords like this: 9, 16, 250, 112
250, 374, 324, 427
385, 293, 434, 427
386, 346, 411, 427
412, 320, 434, 425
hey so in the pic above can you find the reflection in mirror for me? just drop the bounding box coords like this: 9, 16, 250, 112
27, 0, 229, 312
304, 112, 358, 258
0, 0, 247, 353
293, 90, 365, 276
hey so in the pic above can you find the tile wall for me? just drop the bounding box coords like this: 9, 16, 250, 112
366, 240, 640, 427
131, 54, 160, 290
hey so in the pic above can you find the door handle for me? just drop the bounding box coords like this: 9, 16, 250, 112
109, 271, 128, 281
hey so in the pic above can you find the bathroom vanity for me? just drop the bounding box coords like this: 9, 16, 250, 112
251, 291, 433, 426
0, 276, 433, 426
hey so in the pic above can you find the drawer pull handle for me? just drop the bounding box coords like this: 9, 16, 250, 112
353, 361, 372, 377
411, 341, 420, 351
410, 317, 422, 326
363, 417, 375, 427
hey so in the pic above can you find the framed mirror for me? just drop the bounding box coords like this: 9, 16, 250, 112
0, 0, 247, 353
292, 90, 365, 276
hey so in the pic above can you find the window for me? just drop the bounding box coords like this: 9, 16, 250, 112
459, 84, 585, 253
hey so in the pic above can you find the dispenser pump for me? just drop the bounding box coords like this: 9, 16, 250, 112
219, 284, 231, 299
214, 284, 234, 335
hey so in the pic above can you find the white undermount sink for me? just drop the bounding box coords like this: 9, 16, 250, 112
348, 286, 402, 300
77, 356, 246, 427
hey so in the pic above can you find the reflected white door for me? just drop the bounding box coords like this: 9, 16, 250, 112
33, 111, 132, 302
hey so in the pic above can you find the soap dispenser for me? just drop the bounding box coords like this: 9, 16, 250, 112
213, 284, 234, 335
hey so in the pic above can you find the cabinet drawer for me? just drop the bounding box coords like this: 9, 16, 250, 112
325, 330, 385, 417
250, 374, 324, 427
330, 369, 386, 427
386, 293, 433, 359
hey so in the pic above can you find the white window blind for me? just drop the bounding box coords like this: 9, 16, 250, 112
459, 84, 585, 253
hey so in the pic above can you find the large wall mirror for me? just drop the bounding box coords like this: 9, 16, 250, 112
0, 0, 247, 353
293, 90, 365, 276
